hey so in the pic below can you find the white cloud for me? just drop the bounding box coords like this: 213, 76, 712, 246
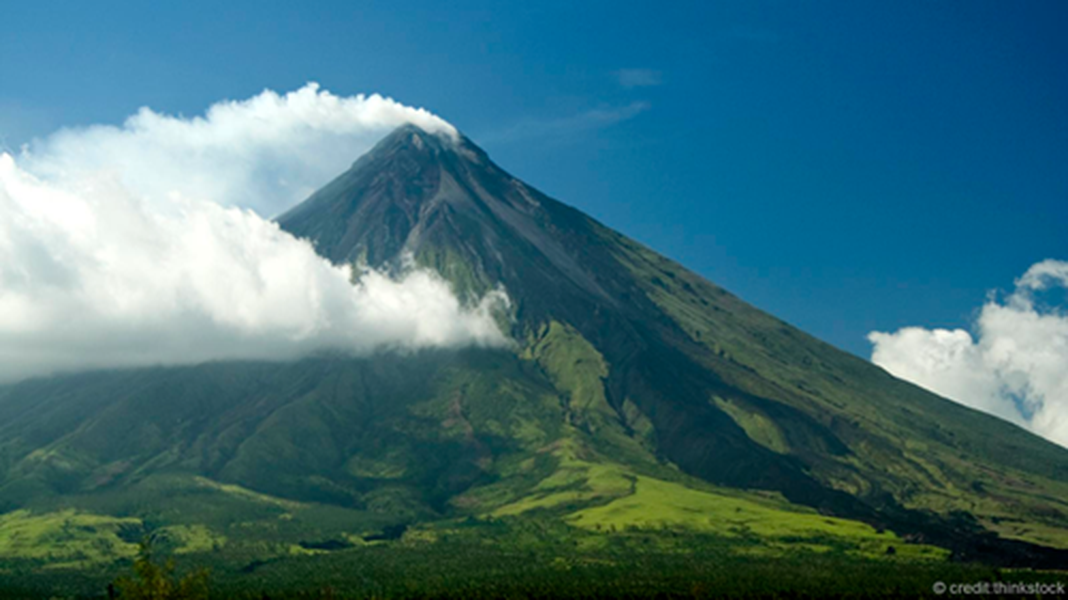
869, 260, 1068, 448
1016, 258, 1068, 290
18, 83, 457, 218
0, 86, 508, 383
615, 69, 662, 89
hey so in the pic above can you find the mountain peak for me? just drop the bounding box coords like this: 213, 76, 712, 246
376, 122, 451, 153
279, 123, 504, 266
278, 123, 503, 253
360, 123, 486, 167
278, 122, 616, 318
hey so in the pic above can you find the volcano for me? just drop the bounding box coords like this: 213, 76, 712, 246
2, 125, 1068, 581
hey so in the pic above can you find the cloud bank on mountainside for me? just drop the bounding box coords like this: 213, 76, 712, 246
870, 259, 1068, 448
0, 86, 507, 383
18, 83, 457, 218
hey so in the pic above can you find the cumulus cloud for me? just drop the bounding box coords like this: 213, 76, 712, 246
0, 86, 508, 383
869, 260, 1068, 448
18, 83, 457, 218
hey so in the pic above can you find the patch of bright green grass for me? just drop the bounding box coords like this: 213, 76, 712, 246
982, 518, 1068, 550
155, 524, 227, 554
522, 321, 617, 428
190, 476, 305, 511
566, 476, 949, 560
491, 438, 633, 517
712, 396, 790, 454
0, 509, 140, 568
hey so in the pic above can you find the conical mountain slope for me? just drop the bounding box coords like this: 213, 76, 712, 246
281, 125, 1068, 557
280, 124, 620, 323
1, 125, 1067, 573
281, 126, 839, 504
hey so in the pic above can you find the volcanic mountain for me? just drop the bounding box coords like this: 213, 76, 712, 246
2, 124, 1068, 573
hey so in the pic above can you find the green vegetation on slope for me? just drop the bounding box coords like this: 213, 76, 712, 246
0, 509, 140, 568
712, 396, 790, 454
602, 225, 1068, 550
567, 475, 947, 561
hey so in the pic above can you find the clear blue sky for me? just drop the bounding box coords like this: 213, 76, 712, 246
1, 0, 1065, 356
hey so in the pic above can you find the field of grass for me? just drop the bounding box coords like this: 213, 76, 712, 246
490, 439, 634, 517
0, 509, 140, 568
0, 454, 969, 598
2, 513, 1063, 599
567, 475, 948, 560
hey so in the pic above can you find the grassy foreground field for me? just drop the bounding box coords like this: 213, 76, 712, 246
1, 514, 1065, 599
0, 457, 1063, 598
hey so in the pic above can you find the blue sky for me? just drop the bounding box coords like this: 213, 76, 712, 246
1, 0, 1065, 357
